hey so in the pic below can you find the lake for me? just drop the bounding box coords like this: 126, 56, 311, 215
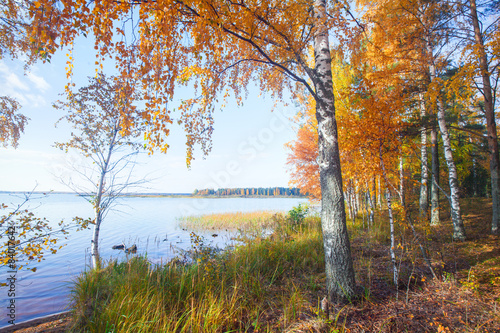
0, 193, 308, 328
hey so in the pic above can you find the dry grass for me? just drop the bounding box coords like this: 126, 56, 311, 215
177, 210, 277, 231
67, 199, 500, 332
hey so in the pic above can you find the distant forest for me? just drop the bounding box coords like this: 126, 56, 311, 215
193, 187, 304, 197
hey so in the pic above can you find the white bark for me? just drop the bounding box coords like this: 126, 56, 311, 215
313, 0, 356, 302
380, 149, 398, 286
430, 123, 440, 226
366, 186, 375, 226
386, 190, 398, 286
431, 69, 466, 240
91, 119, 120, 269
419, 94, 428, 219
377, 176, 382, 207
399, 155, 405, 207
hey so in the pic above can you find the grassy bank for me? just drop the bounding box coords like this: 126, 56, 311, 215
69, 200, 499, 332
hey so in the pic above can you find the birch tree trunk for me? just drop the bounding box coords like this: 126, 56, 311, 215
367, 185, 375, 226
399, 155, 405, 207
380, 149, 398, 286
347, 184, 354, 222
470, 0, 499, 235
419, 94, 429, 219
352, 183, 359, 220
378, 176, 382, 207
386, 190, 398, 286
90, 120, 120, 269
429, 60, 466, 240
430, 121, 440, 226
312, 0, 356, 302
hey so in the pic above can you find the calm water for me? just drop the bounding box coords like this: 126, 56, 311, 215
0, 193, 307, 327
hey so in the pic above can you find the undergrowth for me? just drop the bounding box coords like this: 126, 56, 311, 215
70, 200, 500, 332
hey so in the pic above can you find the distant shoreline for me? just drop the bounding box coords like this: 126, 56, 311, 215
0, 191, 307, 199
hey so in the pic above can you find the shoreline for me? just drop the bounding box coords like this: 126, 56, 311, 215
0, 191, 307, 199
0, 311, 71, 332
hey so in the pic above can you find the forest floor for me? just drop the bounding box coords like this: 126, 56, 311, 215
7, 197, 500, 332
326, 197, 500, 332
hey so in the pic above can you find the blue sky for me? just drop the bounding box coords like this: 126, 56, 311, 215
0, 41, 301, 193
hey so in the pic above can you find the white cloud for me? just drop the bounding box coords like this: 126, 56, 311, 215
0, 60, 49, 106
27, 72, 50, 92
5, 72, 29, 91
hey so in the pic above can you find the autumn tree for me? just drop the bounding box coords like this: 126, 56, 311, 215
54, 74, 145, 269
0, 96, 27, 148
0, 192, 72, 277
357, 0, 467, 240
0, 0, 87, 274
30, 0, 359, 301
287, 52, 364, 205
286, 97, 321, 201
1, 0, 50, 148
451, 0, 500, 234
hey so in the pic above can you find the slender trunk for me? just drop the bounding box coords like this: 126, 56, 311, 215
470, 0, 499, 235
386, 190, 398, 286
350, 188, 355, 222
367, 184, 375, 226
372, 177, 377, 210
473, 154, 478, 197
313, 0, 356, 301
91, 214, 101, 269
346, 186, 352, 221
399, 155, 405, 207
348, 183, 354, 222
361, 190, 366, 228
91, 120, 120, 269
436, 98, 466, 240
91, 180, 105, 269
348, 184, 354, 222
380, 149, 398, 286
377, 176, 382, 207
429, 59, 466, 240
419, 94, 429, 219
430, 121, 440, 225
91, 173, 106, 270
353, 184, 358, 219
468, 136, 477, 197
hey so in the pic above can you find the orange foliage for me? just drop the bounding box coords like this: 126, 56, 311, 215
287, 53, 407, 200
286, 101, 320, 199
0, 96, 27, 148
28, 0, 355, 166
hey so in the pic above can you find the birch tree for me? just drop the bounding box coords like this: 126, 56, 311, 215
357, 0, 467, 240
430, 120, 440, 225
419, 95, 429, 219
54, 74, 144, 269
30, 0, 360, 301
454, 0, 499, 234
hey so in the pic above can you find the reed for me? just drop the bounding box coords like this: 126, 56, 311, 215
69, 215, 326, 332
177, 210, 277, 231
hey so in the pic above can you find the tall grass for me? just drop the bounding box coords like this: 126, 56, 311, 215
69, 200, 500, 332
70, 215, 325, 332
178, 210, 277, 231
